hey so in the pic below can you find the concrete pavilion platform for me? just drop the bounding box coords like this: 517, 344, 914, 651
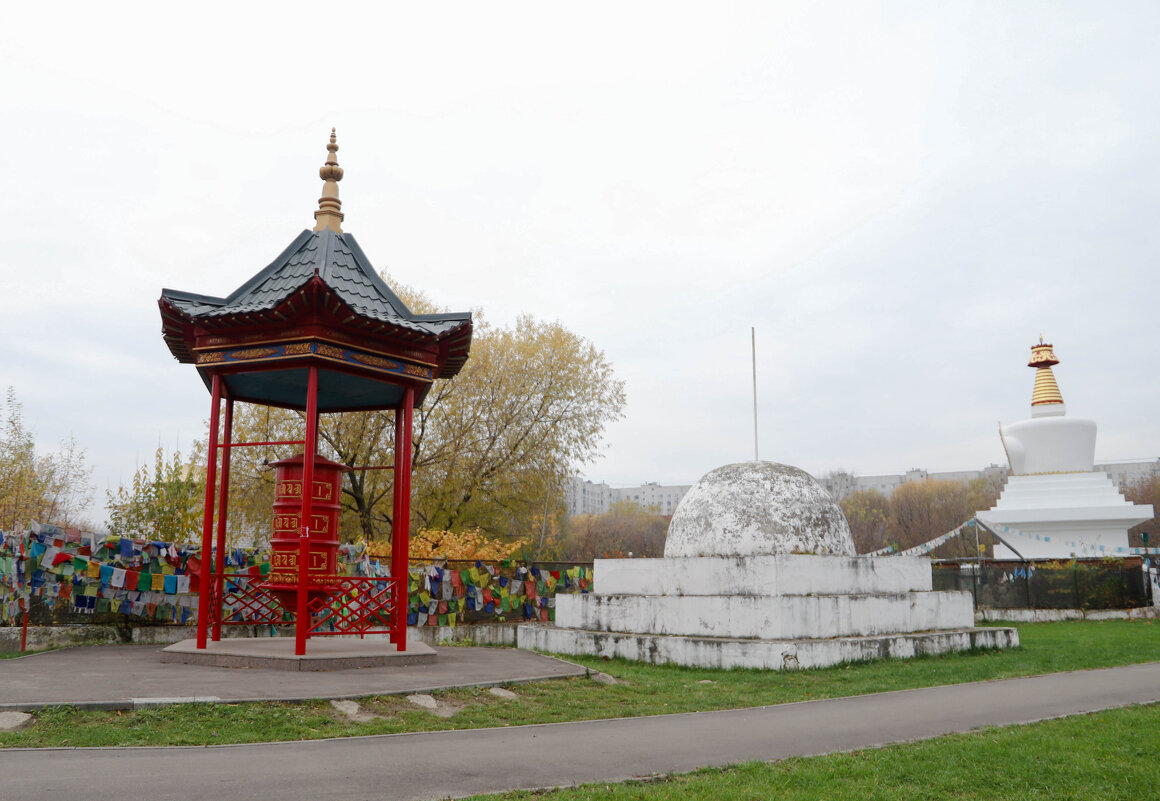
161, 637, 437, 671
1, 643, 586, 711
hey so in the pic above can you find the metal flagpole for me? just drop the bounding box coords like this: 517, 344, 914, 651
751, 327, 759, 461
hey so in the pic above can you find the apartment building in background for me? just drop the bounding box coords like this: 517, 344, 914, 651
565, 477, 692, 517
567, 457, 1156, 516
819, 458, 1157, 500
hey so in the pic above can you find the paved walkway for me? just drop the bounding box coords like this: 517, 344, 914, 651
1, 648, 1158, 801
0, 644, 586, 710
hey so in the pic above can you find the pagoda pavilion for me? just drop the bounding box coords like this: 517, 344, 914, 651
158, 131, 472, 657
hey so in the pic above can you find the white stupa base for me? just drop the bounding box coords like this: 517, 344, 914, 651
554, 591, 974, 640
595, 554, 933, 596
518, 555, 1015, 670
981, 472, 1152, 560
518, 624, 1018, 671
988, 527, 1134, 560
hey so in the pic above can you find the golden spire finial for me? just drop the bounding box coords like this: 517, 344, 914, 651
1028, 337, 1064, 415
313, 128, 345, 233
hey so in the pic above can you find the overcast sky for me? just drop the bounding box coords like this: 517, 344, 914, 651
2, 1, 1158, 525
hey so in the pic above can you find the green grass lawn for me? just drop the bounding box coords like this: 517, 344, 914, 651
464, 703, 1160, 801
1, 619, 1157, 748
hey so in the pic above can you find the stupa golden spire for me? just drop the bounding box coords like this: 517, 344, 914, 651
1028, 336, 1064, 414
313, 128, 344, 233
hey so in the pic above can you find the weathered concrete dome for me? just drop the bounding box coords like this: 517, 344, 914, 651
664, 461, 855, 558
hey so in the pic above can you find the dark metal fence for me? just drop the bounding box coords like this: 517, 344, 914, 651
932, 561, 1150, 610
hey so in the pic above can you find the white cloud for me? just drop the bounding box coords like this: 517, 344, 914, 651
1, 1, 1156, 519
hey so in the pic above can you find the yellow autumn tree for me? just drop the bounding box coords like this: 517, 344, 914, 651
214, 278, 625, 547
1125, 474, 1160, 548
888, 478, 990, 557
560, 501, 668, 560
105, 446, 204, 542
0, 387, 93, 530
840, 489, 891, 554
365, 528, 525, 561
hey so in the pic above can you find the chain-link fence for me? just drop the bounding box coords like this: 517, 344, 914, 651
932, 561, 1150, 609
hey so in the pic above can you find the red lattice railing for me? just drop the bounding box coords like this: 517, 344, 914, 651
214, 573, 288, 626
207, 573, 401, 636
306, 576, 401, 637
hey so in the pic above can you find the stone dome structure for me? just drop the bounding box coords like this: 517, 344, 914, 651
524, 458, 1017, 671
664, 461, 855, 558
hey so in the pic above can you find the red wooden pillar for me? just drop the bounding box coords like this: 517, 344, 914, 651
211, 396, 233, 642
294, 366, 320, 656
19, 537, 28, 653
196, 374, 223, 650
391, 385, 414, 650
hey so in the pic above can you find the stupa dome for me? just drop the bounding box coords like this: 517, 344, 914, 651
664, 461, 855, 558
998, 338, 1096, 475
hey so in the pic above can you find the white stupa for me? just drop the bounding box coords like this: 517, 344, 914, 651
979, 338, 1153, 560
520, 461, 1016, 670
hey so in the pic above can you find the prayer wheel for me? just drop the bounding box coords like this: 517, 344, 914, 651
261, 453, 345, 609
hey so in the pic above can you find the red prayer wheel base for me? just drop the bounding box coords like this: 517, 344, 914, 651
262, 452, 347, 620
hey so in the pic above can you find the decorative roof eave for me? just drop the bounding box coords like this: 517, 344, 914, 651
160, 277, 472, 378
165, 274, 470, 343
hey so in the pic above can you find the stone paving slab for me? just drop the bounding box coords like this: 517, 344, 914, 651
0, 643, 587, 711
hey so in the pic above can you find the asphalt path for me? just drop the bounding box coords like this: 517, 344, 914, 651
3, 662, 1158, 801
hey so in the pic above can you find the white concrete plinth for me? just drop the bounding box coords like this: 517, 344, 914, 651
519, 553, 1015, 671
981, 472, 1152, 559
595, 555, 932, 596
518, 624, 1020, 671
556, 591, 973, 640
